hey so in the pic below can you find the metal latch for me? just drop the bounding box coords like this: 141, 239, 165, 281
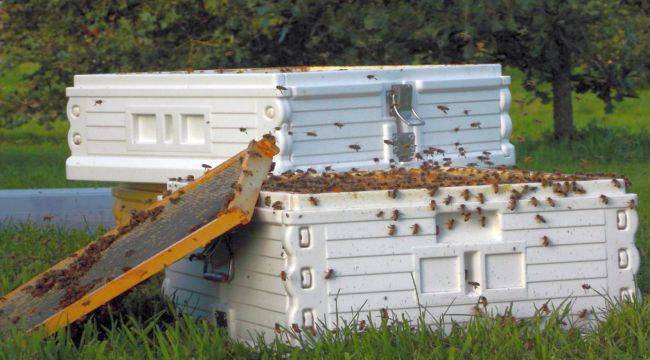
386, 84, 423, 162
386, 84, 424, 127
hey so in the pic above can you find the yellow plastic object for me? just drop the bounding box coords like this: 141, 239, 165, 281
112, 183, 166, 226
0, 138, 278, 335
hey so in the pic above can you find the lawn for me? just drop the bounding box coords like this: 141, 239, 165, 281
0, 68, 648, 357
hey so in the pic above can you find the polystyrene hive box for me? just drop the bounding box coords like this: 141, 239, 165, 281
162, 175, 639, 344
65, 65, 514, 183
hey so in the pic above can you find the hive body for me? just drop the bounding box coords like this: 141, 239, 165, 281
65, 65, 514, 183
164, 179, 639, 343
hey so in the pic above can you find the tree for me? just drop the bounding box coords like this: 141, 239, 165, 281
471, 0, 648, 139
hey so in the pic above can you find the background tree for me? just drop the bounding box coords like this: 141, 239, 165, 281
471, 0, 648, 139
0, 0, 646, 139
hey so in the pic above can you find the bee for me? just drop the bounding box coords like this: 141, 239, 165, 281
388, 224, 397, 236
475, 206, 483, 215
476, 193, 485, 204
43, 214, 53, 222
308, 196, 319, 206
446, 218, 455, 230
443, 195, 453, 205
280, 271, 287, 281
428, 186, 439, 196
94, 99, 103, 106
612, 179, 621, 188
437, 105, 450, 114
373, 157, 380, 163
243, 169, 253, 176
306, 131, 318, 137
391, 209, 400, 221
324, 269, 335, 279
239, 127, 247, 133
202, 163, 212, 170
581, 283, 591, 290
383, 139, 394, 145
272, 201, 283, 210
349, 144, 361, 152
470, 122, 481, 128
485, 160, 495, 166
540, 303, 550, 315
429, 200, 437, 211
478, 296, 488, 308
529, 197, 539, 207
546, 197, 556, 207
367, 74, 377, 80
359, 320, 366, 331
492, 183, 500, 194
463, 213, 472, 222
274, 323, 282, 334
535, 214, 547, 224
291, 323, 301, 333
599, 194, 609, 205
376, 211, 385, 218
454, 142, 461, 148
480, 216, 487, 227
415, 153, 423, 161
411, 223, 421, 235
453, 127, 460, 132
122, 266, 132, 273
482, 151, 491, 156
276, 85, 287, 93
541, 236, 551, 247
232, 183, 242, 193
387, 189, 398, 199
288, 131, 293, 135
627, 199, 636, 209
264, 196, 271, 206
334, 122, 344, 128
468, 281, 480, 289
578, 309, 589, 319
471, 305, 482, 316
508, 196, 518, 211
380, 308, 389, 320
435, 225, 440, 235
464, 109, 471, 115
461, 189, 471, 201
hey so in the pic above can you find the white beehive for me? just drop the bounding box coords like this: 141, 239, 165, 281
65, 65, 514, 182
163, 178, 639, 344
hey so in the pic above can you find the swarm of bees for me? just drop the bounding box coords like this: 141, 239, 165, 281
262, 166, 633, 240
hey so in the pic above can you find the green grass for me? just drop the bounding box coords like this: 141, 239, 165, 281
0, 68, 648, 357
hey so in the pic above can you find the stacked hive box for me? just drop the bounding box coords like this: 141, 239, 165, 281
163, 168, 639, 343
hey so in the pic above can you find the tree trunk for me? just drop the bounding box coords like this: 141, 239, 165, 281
552, 58, 575, 140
